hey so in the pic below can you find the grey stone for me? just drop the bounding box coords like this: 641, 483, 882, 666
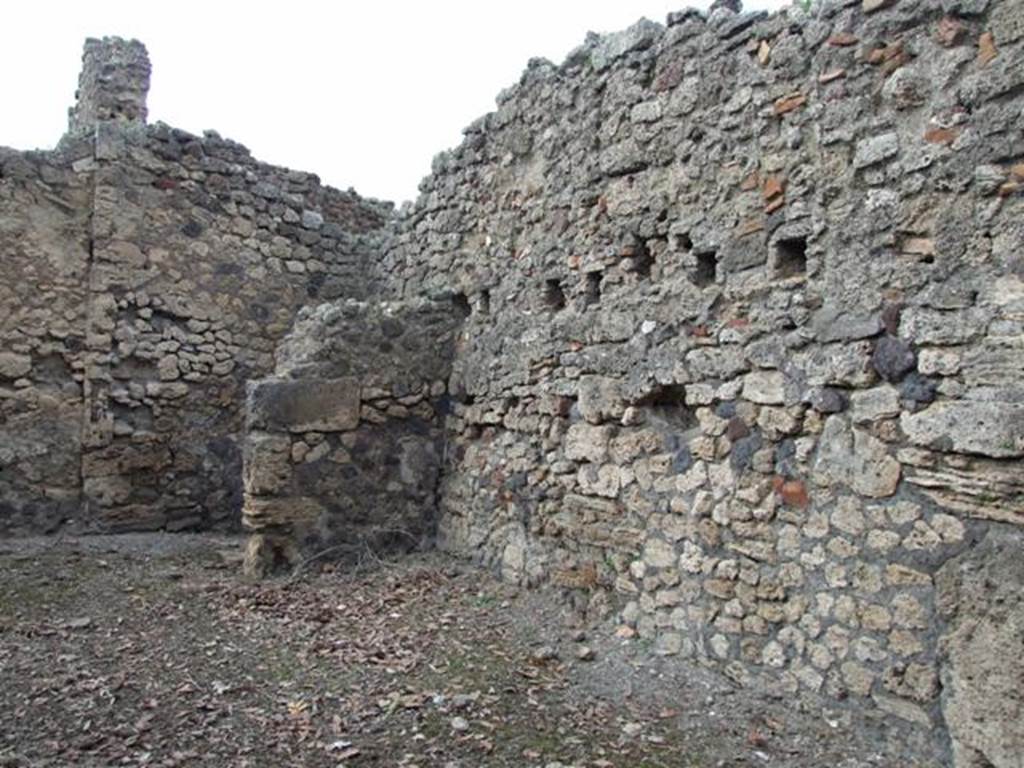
590, 19, 663, 71
248, 378, 360, 433
0, 352, 32, 379
2, 11, 1023, 761
849, 386, 900, 423
813, 306, 883, 343
814, 416, 901, 497
301, 210, 324, 230
742, 370, 786, 405
898, 374, 937, 409
798, 342, 875, 387
938, 527, 1024, 768
807, 387, 847, 414
578, 376, 624, 425
872, 336, 916, 383
853, 133, 899, 169
565, 423, 614, 463
901, 401, 1024, 458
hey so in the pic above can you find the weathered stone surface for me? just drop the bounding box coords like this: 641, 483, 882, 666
3, 6, 1024, 761
863, 0, 898, 13
577, 464, 622, 498
960, 342, 1024, 387
814, 416, 901, 497
742, 371, 785, 405
853, 133, 899, 168
850, 386, 900, 423
565, 423, 614, 463
0, 353, 32, 379
241, 494, 324, 531
900, 448, 1024, 525
813, 307, 883, 343
242, 532, 301, 578
242, 433, 292, 496
240, 299, 458, 565
643, 537, 677, 569
901, 401, 1024, 458
68, 37, 150, 133
589, 18, 662, 71
578, 376, 624, 425
872, 337, 916, 383
938, 527, 1024, 768
798, 342, 876, 387
248, 378, 360, 433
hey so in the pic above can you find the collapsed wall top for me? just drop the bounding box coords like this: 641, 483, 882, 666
67, 37, 151, 134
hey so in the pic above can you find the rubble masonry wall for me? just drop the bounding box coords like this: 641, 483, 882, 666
380, 0, 1024, 762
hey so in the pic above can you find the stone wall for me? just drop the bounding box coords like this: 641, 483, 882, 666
0, 143, 94, 532
68, 37, 151, 132
79, 123, 390, 533
2, 10, 1023, 766
241, 298, 461, 575
1, 38, 393, 534
380, 0, 1024, 762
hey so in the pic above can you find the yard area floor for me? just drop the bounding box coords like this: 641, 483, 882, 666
0, 535, 934, 767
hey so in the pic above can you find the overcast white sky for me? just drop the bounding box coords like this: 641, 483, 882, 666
3, 1, 785, 204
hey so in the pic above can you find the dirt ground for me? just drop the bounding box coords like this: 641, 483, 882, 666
0, 535, 941, 767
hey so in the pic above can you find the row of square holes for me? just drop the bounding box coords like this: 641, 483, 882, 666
454, 236, 808, 317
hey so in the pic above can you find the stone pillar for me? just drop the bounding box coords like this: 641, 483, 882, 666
67, 37, 151, 134
240, 377, 360, 577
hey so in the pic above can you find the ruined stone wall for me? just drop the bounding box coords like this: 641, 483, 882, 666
79, 123, 390, 533
0, 142, 94, 532
241, 298, 460, 575
381, 0, 1024, 761
1, 38, 393, 534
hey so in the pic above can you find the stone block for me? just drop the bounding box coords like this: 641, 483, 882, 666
83, 475, 133, 507
243, 533, 301, 578
849, 385, 900, 423
577, 376, 623, 425
742, 370, 785, 405
814, 415, 901, 497
871, 337, 916, 383
565, 423, 615, 463
853, 133, 899, 168
0, 352, 32, 379
798, 342, 875, 387
243, 433, 293, 496
577, 463, 621, 498
901, 401, 1024, 458
248, 377, 360, 433
242, 494, 324, 532
812, 307, 882, 343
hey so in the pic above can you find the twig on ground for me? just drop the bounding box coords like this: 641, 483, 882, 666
287, 528, 417, 582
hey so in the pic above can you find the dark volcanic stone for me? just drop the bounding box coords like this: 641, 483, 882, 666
807, 387, 847, 414
900, 373, 938, 411
872, 336, 916, 382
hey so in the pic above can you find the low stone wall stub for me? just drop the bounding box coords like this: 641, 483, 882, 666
240, 298, 461, 576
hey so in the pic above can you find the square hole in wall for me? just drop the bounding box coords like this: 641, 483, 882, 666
774, 237, 807, 279
477, 289, 491, 316
452, 292, 471, 319
584, 271, 602, 307
642, 384, 698, 431
633, 240, 655, 279
693, 250, 717, 288
674, 231, 694, 251
544, 278, 566, 311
